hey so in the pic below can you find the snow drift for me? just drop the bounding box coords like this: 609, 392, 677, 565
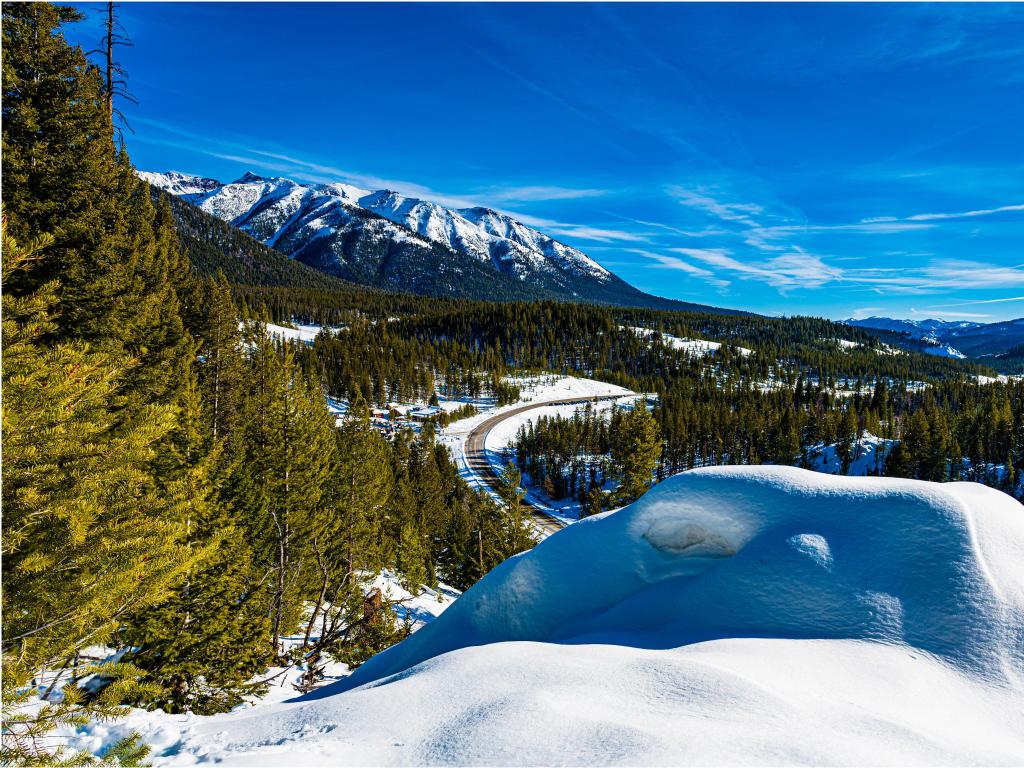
175, 467, 1024, 765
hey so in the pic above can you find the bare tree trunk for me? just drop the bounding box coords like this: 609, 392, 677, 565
303, 538, 329, 648
270, 508, 286, 656
104, 3, 114, 123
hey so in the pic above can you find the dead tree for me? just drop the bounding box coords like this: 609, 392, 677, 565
90, 3, 137, 142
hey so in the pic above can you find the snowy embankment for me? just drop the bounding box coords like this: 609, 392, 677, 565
147, 467, 1023, 765
56, 572, 460, 763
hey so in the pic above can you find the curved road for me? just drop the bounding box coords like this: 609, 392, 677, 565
464, 394, 627, 537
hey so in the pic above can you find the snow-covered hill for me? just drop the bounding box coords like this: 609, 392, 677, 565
141, 170, 707, 309
924, 343, 968, 359
127, 467, 1024, 765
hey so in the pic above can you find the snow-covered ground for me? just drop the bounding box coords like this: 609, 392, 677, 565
823, 338, 902, 356
481, 396, 643, 522
47, 572, 460, 764
975, 373, 1021, 385
924, 343, 967, 360
99, 467, 1023, 765
264, 322, 340, 345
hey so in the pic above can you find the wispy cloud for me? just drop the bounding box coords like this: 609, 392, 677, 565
847, 260, 1024, 293
904, 203, 1024, 222
651, 240, 1024, 297
483, 186, 609, 203
635, 250, 730, 288
547, 225, 649, 243
849, 306, 885, 320
667, 185, 764, 227
942, 295, 1024, 307
676, 248, 841, 292
909, 308, 992, 320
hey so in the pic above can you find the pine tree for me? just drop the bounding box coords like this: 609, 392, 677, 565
2, 223, 196, 762
2, 3, 144, 346
496, 462, 533, 555
583, 485, 606, 518
611, 404, 662, 504
297, 399, 394, 666
195, 271, 246, 442
234, 330, 336, 657
119, 377, 272, 715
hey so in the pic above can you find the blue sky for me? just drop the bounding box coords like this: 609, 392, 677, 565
65, 3, 1024, 321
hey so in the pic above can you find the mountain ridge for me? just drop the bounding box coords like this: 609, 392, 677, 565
140, 170, 744, 314
847, 315, 1024, 358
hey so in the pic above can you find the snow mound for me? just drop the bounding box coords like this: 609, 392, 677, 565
174, 468, 1024, 765
344, 466, 1024, 687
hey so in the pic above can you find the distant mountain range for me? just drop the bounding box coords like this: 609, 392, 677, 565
140, 170, 739, 314
846, 316, 1024, 359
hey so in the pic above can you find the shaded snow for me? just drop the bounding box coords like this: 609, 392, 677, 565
273, 467, 1021, 766
924, 344, 967, 360
802, 432, 895, 476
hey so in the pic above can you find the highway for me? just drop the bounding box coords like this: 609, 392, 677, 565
463, 394, 626, 538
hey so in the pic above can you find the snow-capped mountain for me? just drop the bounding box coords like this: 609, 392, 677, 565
138, 170, 221, 196
141, 170, 714, 310
845, 316, 982, 344
846, 316, 1024, 359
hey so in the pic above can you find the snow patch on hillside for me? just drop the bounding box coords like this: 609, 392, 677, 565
925, 344, 967, 360
801, 432, 895, 476
624, 326, 752, 357
264, 322, 340, 345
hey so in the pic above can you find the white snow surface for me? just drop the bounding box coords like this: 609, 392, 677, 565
264, 322, 337, 345
803, 432, 895, 476
130, 466, 1024, 765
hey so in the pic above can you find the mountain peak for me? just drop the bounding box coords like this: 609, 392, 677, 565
233, 171, 266, 184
